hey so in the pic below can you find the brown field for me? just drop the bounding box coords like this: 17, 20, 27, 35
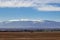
0, 32, 60, 40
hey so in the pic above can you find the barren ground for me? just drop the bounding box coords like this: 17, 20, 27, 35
0, 32, 60, 40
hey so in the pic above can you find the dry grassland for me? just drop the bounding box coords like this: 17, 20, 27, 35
0, 32, 60, 40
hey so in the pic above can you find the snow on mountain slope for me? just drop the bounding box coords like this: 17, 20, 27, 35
0, 19, 60, 30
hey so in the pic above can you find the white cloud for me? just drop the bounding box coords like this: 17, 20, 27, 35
37, 5, 60, 11
0, 0, 60, 11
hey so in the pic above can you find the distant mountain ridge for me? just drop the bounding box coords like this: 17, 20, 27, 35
0, 19, 60, 30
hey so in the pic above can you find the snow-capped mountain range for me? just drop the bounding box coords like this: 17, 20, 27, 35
0, 19, 60, 30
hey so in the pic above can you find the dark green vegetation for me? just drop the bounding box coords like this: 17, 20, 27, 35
0, 28, 60, 32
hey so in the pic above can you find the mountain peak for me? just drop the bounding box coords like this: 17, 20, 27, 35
0, 19, 60, 29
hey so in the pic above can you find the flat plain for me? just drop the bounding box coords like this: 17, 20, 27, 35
0, 32, 60, 40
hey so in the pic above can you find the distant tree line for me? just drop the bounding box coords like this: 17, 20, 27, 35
0, 28, 60, 32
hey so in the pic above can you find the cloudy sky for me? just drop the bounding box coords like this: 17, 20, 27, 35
0, 0, 60, 22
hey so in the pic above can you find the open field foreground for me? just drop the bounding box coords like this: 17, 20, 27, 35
0, 32, 60, 40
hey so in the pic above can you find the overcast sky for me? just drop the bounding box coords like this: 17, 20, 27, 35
0, 0, 60, 22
